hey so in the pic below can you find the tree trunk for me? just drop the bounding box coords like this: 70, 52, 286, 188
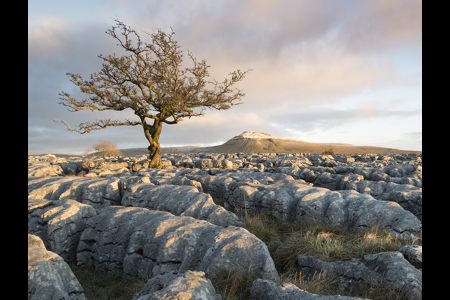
143, 120, 163, 168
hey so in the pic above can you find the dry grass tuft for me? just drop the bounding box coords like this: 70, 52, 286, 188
69, 263, 148, 300
236, 211, 421, 299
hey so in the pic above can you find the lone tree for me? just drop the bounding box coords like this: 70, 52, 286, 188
55, 19, 252, 168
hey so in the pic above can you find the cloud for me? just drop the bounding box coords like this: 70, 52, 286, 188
28, 16, 69, 61
28, 0, 422, 154
269, 105, 422, 133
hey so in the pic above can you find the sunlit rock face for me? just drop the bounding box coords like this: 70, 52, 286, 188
131, 270, 221, 300
297, 251, 422, 299
28, 234, 87, 300
121, 181, 247, 228
77, 206, 279, 280
251, 279, 368, 300
28, 176, 122, 210
227, 180, 421, 240
28, 198, 96, 262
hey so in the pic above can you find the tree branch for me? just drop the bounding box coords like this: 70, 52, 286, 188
54, 118, 141, 134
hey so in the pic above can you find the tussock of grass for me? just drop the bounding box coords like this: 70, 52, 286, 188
69, 263, 148, 300
238, 212, 420, 271
236, 211, 421, 299
210, 268, 259, 300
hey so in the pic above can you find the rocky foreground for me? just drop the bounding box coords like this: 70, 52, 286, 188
28, 152, 422, 299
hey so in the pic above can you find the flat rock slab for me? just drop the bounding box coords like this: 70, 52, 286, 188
132, 270, 221, 300
121, 181, 246, 228
77, 206, 278, 281
228, 180, 421, 239
250, 279, 368, 300
28, 176, 122, 209
28, 161, 64, 177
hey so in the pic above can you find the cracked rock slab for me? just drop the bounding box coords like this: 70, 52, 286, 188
250, 279, 368, 299
228, 181, 421, 239
28, 176, 122, 209
121, 182, 246, 228
77, 206, 278, 281
28, 198, 97, 261
298, 251, 422, 299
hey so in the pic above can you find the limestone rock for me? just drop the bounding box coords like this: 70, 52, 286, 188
132, 270, 221, 300
28, 234, 46, 249
250, 279, 367, 299
228, 181, 421, 239
28, 243, 86, 300
28, 161, 64, 177
399, 245, 422, 269
28, 198, 97, 261
298, 252, 422, 299
28, 176, 122, 209
77, 206, 278, 280
149, 176, 204, 192
121, 182, 246, 228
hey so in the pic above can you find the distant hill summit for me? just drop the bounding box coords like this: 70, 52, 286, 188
116, 131, 421, 156
232, 131, 274, 139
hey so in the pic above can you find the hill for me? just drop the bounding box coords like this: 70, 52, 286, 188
121, 131, 421, 155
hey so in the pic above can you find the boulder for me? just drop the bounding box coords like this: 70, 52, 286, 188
28, 236, 87, 300
132, 270, 221, 300
298, 252, 422, 299
77, 206, 278, 280
28, 198, 97, 261
59, 161, 84, 175
250, 279, 367, 300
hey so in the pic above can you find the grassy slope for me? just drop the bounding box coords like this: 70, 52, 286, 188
119, 137, 420, 156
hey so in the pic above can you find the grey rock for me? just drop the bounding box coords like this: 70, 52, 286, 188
387, 185, 422, 221
28, 244, 87, 300
121, 182, 246, 228
77, 206, 278, 280
28, 161, 64, 177
228, 181, 421, 239
150, 176, 204, 192
399, 245, 422, 269
28, 176, 122, 209
298, 252, 422, 299
250, 279, 367, 300
59, 161, 84, 175
28, 234, 46, 249
132, 270, 221, 300
188, 172, 297, 200
28, 198, 97, 261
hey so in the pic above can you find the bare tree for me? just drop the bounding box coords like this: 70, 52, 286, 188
84, 140, 123, 157
55, 19, 252, 168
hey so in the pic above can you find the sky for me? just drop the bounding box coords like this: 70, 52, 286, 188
28, 0, 422, 155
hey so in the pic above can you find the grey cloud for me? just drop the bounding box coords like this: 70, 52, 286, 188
127, 0, 421, 61
28, 1, 421, 154
270, 106, 422, 132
